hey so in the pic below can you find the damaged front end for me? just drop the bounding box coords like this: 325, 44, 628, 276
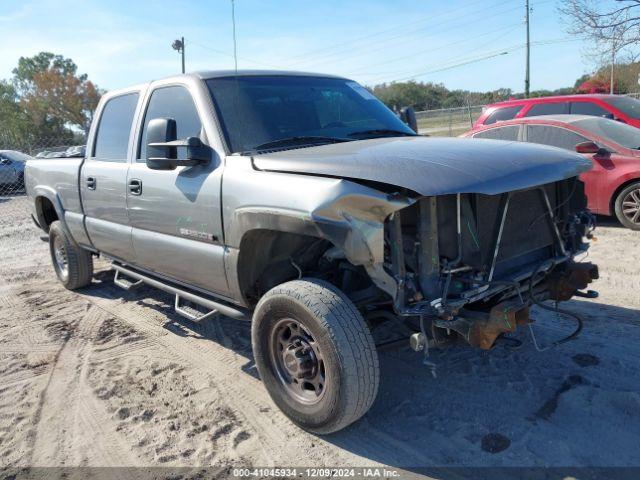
382, 177, 598, 351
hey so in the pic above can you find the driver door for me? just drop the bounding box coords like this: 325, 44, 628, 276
126, 84, 228, 295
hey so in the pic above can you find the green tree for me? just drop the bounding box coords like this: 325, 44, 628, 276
12, 52, 101, 136
0, 81, 30, 148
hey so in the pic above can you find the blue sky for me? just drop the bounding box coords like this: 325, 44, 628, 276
0, 0, 596, 94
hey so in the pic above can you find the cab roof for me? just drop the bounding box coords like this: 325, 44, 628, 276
192, 70, 349, 81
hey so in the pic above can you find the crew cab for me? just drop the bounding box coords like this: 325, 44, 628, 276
26, 71, 598, 433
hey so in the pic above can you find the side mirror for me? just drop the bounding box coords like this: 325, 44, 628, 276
602, 113, 615, 120
146, 117, 210, 170
575, 141, 609, 156
399, 106, 418, 133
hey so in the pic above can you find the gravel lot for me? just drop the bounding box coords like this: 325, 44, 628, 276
1, 195, 639, 478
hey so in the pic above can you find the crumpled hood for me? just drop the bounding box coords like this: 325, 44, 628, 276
251, 136, 592, 196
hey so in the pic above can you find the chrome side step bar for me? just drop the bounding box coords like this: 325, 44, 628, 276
111, 263, 250, 321
113, 270, 143, 290
174, 294, 219, 322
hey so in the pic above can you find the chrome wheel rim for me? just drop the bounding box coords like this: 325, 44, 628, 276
622, 188, 640, 225
269, 318, 326, 405
53, 236, 68, 278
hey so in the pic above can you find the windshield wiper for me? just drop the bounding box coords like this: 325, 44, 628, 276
251, 136, 351, 152
347, 129, 417, 138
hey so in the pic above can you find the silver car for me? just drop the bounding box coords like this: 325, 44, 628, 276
0, 150, 31, 191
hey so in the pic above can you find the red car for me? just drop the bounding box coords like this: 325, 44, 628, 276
474, 94, 640, 129
461, 115, 640, 230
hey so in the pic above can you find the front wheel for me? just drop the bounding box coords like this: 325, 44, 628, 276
48, 220, 94, 289
251, 279, 379, 434
614, 181, 640, 230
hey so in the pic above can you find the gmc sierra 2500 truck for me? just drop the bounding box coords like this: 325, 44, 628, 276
26, 71, 598, 433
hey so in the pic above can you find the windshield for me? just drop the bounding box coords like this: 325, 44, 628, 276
1, 150, 32, 162
604, 96, 640, 119
574, 117, 640, 150
206, 76, 415, 153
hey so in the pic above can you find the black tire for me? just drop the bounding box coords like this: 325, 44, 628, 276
251, 278, 379, 434
48, 220, 93, 289
614, 181, 640, 230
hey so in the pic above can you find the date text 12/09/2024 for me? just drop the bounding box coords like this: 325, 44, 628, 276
232, 467, 401, 478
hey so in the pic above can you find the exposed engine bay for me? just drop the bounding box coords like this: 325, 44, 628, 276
380, 176, 598, 352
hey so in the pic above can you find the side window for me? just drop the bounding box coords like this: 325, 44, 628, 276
138, 86, 202, 162
527, 125, 589, 151
93, 93, 139, 161
484, 106, 523, 125
524, 102, 568, 117
473, 125, 519, 141
570, 101, 611, 117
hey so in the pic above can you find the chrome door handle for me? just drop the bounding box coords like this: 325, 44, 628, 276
128, 178, 142, 195
86, 176, 96, 190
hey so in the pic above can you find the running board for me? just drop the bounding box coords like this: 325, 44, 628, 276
113, 270, 143, 290
174, 294, 219, 322
110, 263, 250, 321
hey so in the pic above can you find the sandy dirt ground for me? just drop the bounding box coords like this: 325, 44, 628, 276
0, 195, 639, 478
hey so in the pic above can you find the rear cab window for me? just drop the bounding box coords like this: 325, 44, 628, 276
484, 105, 523, 125
92, 93, 140, 161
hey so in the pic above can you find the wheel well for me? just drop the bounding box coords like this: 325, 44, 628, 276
35, 196, 58, 232
610, 178, 640, 215
237, 230, 332, 306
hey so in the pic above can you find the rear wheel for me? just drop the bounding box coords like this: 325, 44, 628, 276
614, 181, 640, 230
251, 278, 379, 434
48, 221, 93, 289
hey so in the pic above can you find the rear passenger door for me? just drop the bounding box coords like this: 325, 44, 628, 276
126, 84, 228, 295
81, 91, 140, 262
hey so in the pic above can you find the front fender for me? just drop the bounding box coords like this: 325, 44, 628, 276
229, 179, 415, 298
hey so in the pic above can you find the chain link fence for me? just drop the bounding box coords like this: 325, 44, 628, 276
0, 135, 86, 232
415, 104, 485, 137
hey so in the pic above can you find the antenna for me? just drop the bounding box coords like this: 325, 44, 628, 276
231, 0, 238, 73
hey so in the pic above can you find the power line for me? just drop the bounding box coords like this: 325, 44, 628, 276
349, 22, 522, 75
283, 0, 499, 63
369, 37, 580, 85
376, 49, 515, 85
364, 26, 527, 84
283, 0, 521, 68
187, 39, 277, 68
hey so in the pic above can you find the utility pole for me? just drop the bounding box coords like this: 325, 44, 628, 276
172, 37, 185, 73
610, 41, 616, 94
525, 0, 530, 98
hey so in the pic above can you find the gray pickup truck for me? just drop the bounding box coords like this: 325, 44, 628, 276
26, 71, 598, 433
